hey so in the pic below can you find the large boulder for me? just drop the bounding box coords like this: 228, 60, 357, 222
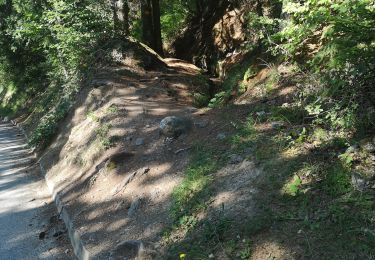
159, 116, 192, 137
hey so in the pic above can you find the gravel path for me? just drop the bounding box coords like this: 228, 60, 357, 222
0, 122, 73, 259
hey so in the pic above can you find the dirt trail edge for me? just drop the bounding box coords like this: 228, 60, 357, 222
14, 57, 264, 259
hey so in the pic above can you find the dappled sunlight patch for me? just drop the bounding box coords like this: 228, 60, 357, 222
251, 238, 298, 260
282, 174, 302, 197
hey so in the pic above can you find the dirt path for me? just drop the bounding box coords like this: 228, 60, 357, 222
28, 58, 264, 258
0, 122, 73, 259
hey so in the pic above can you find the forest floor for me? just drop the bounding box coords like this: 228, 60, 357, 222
17, 54, 375, 259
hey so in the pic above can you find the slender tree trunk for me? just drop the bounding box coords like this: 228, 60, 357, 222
151, 0, 163, 56
112, 0, 120, 32
112, 0, 130, 36
141, 0, 163, 55
123, 0, 130, 35
141, 0, 153, 46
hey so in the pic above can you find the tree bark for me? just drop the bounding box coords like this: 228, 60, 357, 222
123, 0, 130, 35
112, 0, 130, 36
141, 0, 153, 46
141, 0, 163, 55
112, 0, 120, 32
151, 0, 163, 56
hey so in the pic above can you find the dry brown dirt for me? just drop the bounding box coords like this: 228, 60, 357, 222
32, 59, 220, 258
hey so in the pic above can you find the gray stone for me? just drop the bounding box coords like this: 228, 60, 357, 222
135, 138, 144, 146
346, 144, 359, 154
243, 147, 254, 156
159, 116, 192, 137
229, 154, 243, 164
271, 121, 285, 129
351, 172, 366, 191
109, 240, 156, 260
195, 120, 209, 128
362, 142, 375, 153
127, 197, 142, 217
185, 107, 198, 113
256, 111, 266, 117
3, 117, 9, 123
217, 133, 226, 140
91, 79, 113, 88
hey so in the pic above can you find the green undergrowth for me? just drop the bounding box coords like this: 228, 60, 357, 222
209, 58, 255, 108
171, 145, 222, 220
165, 66, 375, 258
228, 104, 375, 258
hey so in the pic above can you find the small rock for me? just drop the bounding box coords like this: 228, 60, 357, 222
53, 231, 64, 237
243, 147, 253, 156
217, 133, 226, 140
128, 198, 142, 217
3, 117, 9, 122
135, 138, 144, 146
164, 137, 174, 144
209, 253, 215, 259
229, 154, 243, 164
109, 240, 156, 260
39, 231, 46, 240
346, 144, 360, 154
351, 172, 366, 191
175, 148, 190, 155
267, 100, 276, 105
64, 249, 69, 254
195, 120, 209, 128
178, 133, 188, 140
185, 107, 198, 113
91, 79, 112, 88
362, 142, 375, 153
271, 121, 285, 129
256, 111, 266, 117
125, 136, 132, 141
160, 116, 192, 137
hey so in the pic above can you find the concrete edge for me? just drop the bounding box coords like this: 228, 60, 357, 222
11, 120, 92, 260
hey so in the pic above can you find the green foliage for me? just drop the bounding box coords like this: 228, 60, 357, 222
96, 123, 113, 149
28, 94, 72, 147
245, 11, 280, 49
0, 0, 113, 146
171, 145, 219, 219
160, 0, 188, 43
285, 174, 302, 196
272, 0, 375, 133
323, 163, 351, 196
209, 59, 254, 108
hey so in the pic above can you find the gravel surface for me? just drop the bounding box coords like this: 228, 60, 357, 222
0, 123, 74, 260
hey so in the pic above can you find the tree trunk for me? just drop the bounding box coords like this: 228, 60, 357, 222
112, 0, 130, 35
141, 0, 153, 47
123, 0, 130, 35
151, 0, 163, 56
112, 0, 120, 32
141, 0, 163, 55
